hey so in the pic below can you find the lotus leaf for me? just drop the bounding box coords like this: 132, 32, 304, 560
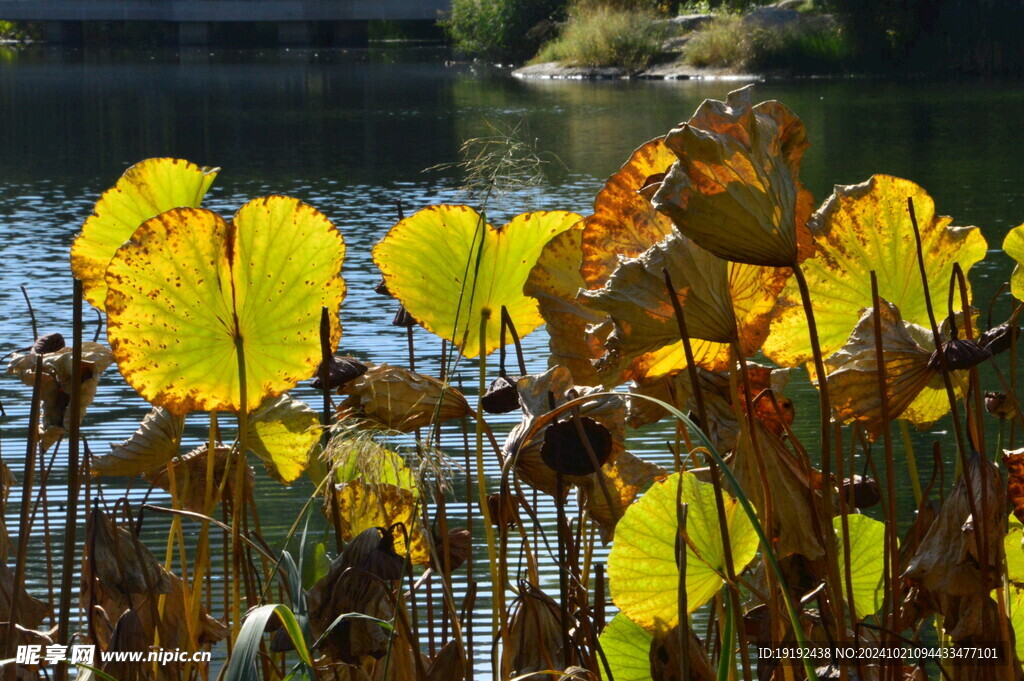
651, 85, 814, 267
71, 158, 218, 310
764, 175, 987, 367
581, 231, 789, 380
247, 394, 320, 483
579, 138, 676, 289
1006, 585, 1024, 664
328, 479, 429, 565
329, 437, 418, 494
825, 301, 968, 438
577, 451, 666, 543
1006, 223, 1024, 302
0, 561, 51, 630
506, 582, 563, 679
733, 421, 825, 561
523, 223, 606, 385
608, 471, 758, 631
373, 206, 581, 357
1005, 448, 1024, 525
597, 614, 654, 681
6, 342, 115, 452
502, 365, 626, 498
92, 406, 184, 478
336, 363, 472, 432
144, 444, 253, 514
834, 514, 887, 620
1006, 516, 1024, 587
104, 196, 345, 414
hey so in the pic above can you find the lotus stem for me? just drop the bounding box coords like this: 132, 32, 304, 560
3, 353, 42, 679
230, 323, 250, 644
55, 279, 83, 681
676, 499, 690, 681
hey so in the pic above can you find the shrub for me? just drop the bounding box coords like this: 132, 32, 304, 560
534, 4, 670, 72
685, 14, 850, 73
444, 0, 568, 63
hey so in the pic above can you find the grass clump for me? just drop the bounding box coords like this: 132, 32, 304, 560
444, 0, 567, 62
685, 14, 850, 73
534, 4, 670, 72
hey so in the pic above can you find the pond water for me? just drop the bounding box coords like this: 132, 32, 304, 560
1, 44, 1023, 676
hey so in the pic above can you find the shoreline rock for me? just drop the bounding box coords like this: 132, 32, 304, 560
512, 61, 762, 81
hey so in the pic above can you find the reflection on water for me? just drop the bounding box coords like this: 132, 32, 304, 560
2, 45, 1024, 676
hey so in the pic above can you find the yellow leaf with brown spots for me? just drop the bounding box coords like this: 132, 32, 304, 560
764, 175, 987, 367
374, 206, 581, 358
578, 451, 666, 543
1005, 223, 1024, 302
105, 196, 346, 414
652, 85, 815, 267
328, 480, 430, 565
580, 138, 677, 289
71, 158, 218, 311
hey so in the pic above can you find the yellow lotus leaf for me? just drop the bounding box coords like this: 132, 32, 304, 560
577, 451, 666, 543
1005, 223, 1024, 301
92, 406, 185, 477
502, 365, 626, 498
579, 137, 677, 289
71, 158, 218, 310
374, 206, 581, 358
608, 472, 758, 631
581, 232, 790, 383
144, 444, 253, 514
597, 614, 654, 681
105, 196, 346, 414
248, 394, 320, 484
336, 364, 471, 432
523, 223, 606, 386
834, 514, 888, 620
825, 301, 967, 438
327, 436, 418, 494
651, 85, 815, 267
327, 480, 429, 565
764, 175, 987, 367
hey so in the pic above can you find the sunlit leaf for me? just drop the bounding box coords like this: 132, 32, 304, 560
92, 406, 184, 478
1006, 223, 1024, 302
328, 436, 418, 493
597, 614, 653, 681
337, 363, 471, 432
834, 514, 887, 620
578, 451, 666, 543
328, 480, 429, 565
374, 206, 580, 358
248, 394, 320, 483
1005, 448, 1024, 526
764, 175, 987, 367
651, 85, 814, 267
105, 196, 345, 414
579, 138, 677, 289
608, 471, 758, 631
523, 223, 606, 386
582, 232, 789, 382
825, 301, 968, 438
1005, 585, 1024, 663
71, 158, 218, 310
1005, 516, 1024, 587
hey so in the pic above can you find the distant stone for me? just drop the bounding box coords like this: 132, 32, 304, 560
512, 62, 629, 80
670, 13, 716, 32
743, 7, 801, 29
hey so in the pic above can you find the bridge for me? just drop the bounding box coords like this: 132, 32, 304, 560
0, 0, 450, 45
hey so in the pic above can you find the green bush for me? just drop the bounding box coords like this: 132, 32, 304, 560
685, 14, 850, 73
444, 0, 568, 63
534, 4, 670, 72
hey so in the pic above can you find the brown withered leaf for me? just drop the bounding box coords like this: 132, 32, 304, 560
425, 640, 466, 681
579, 138, 677, 289
93, 406, 184, 478
582, 232, 790, 384
825, 301, 968, 439
505, 582, 564, 680
326, 480, 430, 565
577, 451, 666, 543
731, 420, 826, 561
307, 527, 401, 664
6, 342, 115, 452
502, 365, 626, 498
0, 561, 51, 629
1005, 448, 1024, 525
84, 509, 226, 675
648, 624, 716, 681
337, 364, 471, 432
144, 444, 253, 514
652, 85, 815, 267
902, 454, 1003, 643
524, 224, 606, 386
